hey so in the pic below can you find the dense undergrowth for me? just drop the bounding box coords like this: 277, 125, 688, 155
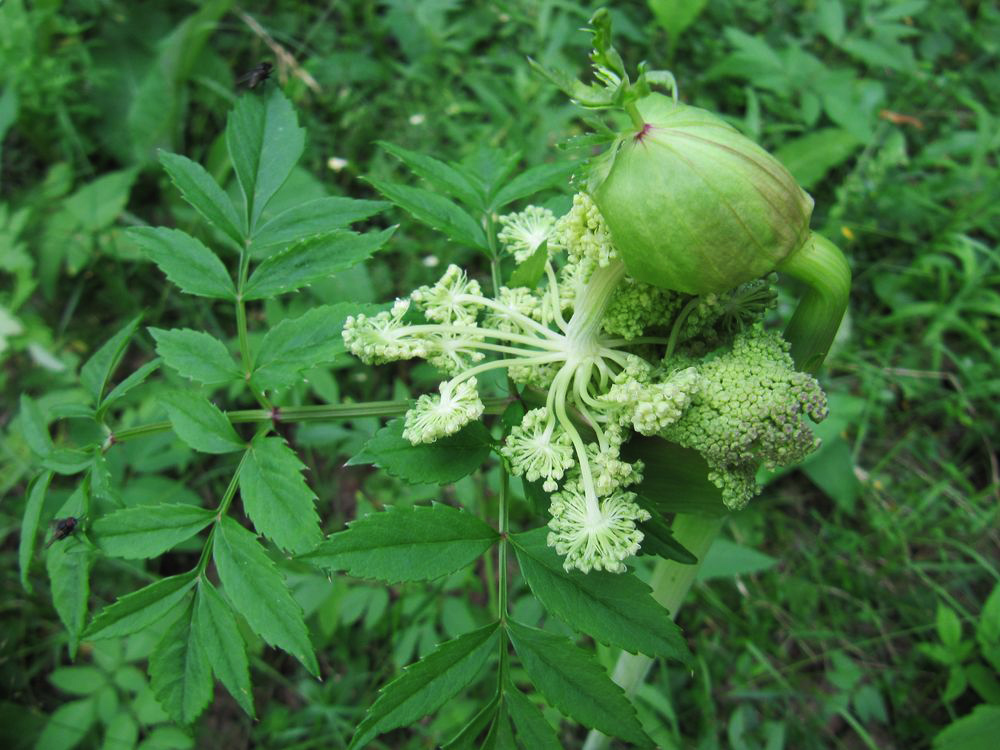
1, 1, 998, 749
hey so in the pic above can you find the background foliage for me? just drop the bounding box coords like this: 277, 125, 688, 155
2, 1, 998, 748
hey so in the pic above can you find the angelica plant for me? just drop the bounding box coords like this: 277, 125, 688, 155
16, 13, 852, 750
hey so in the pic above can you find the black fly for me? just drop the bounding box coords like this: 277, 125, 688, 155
237, 61, 273, 90
45, 517, 79, 548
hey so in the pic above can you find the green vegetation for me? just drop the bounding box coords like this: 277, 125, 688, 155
2, 2, 997, 749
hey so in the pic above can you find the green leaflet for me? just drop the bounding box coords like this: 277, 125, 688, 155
250, 303, 380, 392
79, 314, 143, 406
92, 504, 215, 559
158, 391, 244, 454
149, 327, 242, 385
243, 227, 395, 300
159, 151, 244, 249
19, 470, 52, 592
84, 573, 197, 640
149, 600, 213, 724
226, 88, 305, 232
239, 434, 322, 554
512, 528, 691, 663
349, 622, 501, 750
365, 178, 487, 251
377, 141, 483, 210
348, 419, 492, 486
489, 161, 576, 211
506, 619, 651, 747
127, 227, 236, 300
46, 540, 93, 659
33, 698, 97, 750
193, 579, 255, 718
305, 503, 498, 583
250, 196, 389, 255
19, 394, 53, 457
100, 358, 162, 416
213, 517, 317, 675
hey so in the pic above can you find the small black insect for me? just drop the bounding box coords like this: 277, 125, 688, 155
237, 61, 273, 90
45, 516, 79, 548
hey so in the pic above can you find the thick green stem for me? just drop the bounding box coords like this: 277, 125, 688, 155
582, 512, 725, 750
778, 232, 851, 374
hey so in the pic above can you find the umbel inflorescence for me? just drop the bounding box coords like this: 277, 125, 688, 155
343, 194, 828, 574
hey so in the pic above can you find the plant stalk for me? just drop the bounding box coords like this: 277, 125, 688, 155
582, 512, 725, 750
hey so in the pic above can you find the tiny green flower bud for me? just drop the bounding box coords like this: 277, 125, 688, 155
590, 93, 814, 294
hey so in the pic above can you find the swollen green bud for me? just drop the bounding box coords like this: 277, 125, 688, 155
590, 93, 814, 295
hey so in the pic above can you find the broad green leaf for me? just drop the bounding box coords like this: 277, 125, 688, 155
348, 419, 492, 485
349, 622, 501, 750
507, 240, 548, 289
636, 511, 699, 564
250, 196, 389, 254
213, 517, 317, 675
365, 178, 487, 251
84, 573, 197, 640
243, 227, 394, 300
194, 579, 255, 717
80, 314, 143, 405
226, 88, 305, 231
306, 504, 498, 583
648, 0, 709, 43
100, 358, 162, 414
933, 704, 1000, 750
377, 141, 482, 209
34, 697, 97, 750
47, 540, 93, 658
512, 528, 691, 663
149, 328, 242, 385
696, 538, 779, 581
775, 128, 860, 190
50, 666, 107, 695
41, 449, 96, 475
149, 601, 213, 725
159, 151, 244, 248
506, 620, 650, 747
103, 711, 139, 750
127, 227, 236, 300
239, 434, 322, 554
250, 303, 382, 391
505, 679, 561, 750
92, 504, 215, 559
624, 437, 727, 516
18, 394, 53, 456
159, 391, 244, 454
63, 169, 138, 232
489, 162, 576, 211
19, 471, 52, 592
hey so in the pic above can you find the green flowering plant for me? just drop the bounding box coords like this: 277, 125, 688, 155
16, 12, 850, 749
